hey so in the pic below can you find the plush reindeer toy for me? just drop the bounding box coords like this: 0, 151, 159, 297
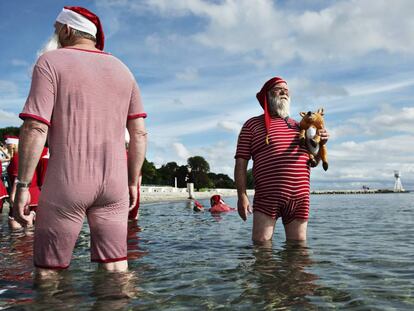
299, 108, 328, 171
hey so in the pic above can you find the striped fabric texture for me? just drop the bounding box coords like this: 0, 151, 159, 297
235, 115, 311, 223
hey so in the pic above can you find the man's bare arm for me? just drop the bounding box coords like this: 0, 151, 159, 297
234, 158, 251, 221
127, 118, 147, 209
127, 117, 147, 187
18, 119, 48, 182
235, 158, 248, 197
13, 119, 48, 224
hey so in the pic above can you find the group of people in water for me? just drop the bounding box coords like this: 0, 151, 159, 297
7, 5, 330, 277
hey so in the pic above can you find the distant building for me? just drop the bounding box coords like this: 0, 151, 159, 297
393, 171, 404, 192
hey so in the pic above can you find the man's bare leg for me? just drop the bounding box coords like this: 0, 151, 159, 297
284, 219, 308, 241
8, 212, 35, 230
100, 260, 128, 272
35, 268, 60, 280
252, 211, 276, 242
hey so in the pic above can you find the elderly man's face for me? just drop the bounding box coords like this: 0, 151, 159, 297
268, 82, 290, 118
269, 82, 289, 99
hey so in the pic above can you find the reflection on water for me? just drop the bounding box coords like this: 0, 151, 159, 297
1, 193, 414, 310
234, 241, 319, 309
0, 227, 35, 308
127, 221, 148, 261
91, 270, 140, 310
31, 269, 140, 310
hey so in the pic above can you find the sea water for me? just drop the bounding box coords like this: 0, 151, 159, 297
1, 193, 413, 310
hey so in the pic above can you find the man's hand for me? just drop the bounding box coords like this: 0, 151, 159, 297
319, 128, 330, 146
128, 185, 138, 211
237, 193, 252, 221
13, 188, 31, 226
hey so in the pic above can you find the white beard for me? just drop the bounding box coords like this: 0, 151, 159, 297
37, 34, 61, 58
269, 95, 290, 118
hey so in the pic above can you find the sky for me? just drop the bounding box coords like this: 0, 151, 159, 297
0, 0, 413, 190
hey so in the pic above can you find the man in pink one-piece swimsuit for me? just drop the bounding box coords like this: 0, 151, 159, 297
13, 6, 147, 277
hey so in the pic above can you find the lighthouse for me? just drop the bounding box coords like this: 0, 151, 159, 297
393, 170, 404, 192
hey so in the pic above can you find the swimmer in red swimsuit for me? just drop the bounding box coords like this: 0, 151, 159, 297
209, 195, 235, 213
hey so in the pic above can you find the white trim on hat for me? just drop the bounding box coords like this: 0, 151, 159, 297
5, 138, 19, 145
56, 8, 97, 37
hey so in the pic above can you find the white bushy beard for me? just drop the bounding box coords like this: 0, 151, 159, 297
268, 94, 290, 118
37, 33, 61, 58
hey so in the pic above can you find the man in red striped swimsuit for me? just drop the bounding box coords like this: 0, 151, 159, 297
235, 77, 329, 242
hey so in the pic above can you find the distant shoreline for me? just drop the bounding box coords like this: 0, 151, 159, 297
140, 187, 410, 204
311, 189, 410, 195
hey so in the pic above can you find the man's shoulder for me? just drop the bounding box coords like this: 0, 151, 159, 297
36, 49, 134, 79
243, 114, 264, 127
39, 48, 115, 61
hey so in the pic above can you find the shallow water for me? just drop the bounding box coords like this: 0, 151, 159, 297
1, 193, 413, 310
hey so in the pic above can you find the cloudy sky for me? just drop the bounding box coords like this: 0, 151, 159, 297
0, 0, 413, 190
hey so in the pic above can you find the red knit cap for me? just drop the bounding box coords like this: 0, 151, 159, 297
256, 77, 287, 144
57, 6, 105, 50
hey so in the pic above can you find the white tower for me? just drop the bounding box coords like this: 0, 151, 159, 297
394, 170, 404, 192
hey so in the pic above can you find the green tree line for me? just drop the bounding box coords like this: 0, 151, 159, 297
142, 155, 255, 190
142, 156, 237, 190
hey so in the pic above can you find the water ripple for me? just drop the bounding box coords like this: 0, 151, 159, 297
1, 193, 413, 310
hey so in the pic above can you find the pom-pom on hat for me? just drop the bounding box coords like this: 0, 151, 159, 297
56, 6, 105, 50
256, 77, 287, 144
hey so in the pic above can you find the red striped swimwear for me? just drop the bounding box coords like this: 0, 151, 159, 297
235, 115, 310, 224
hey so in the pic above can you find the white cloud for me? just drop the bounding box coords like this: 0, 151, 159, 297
328, 105, 414, 139
175, 67, 199, 81
11, 59, 29, 67
216, 120, 242, 133
0, 110, 21, 127
172, 142, 190, 160
354, 107, 414, 135
347, 78, 414, 97
145, 35, 161, 53
145, 0, 414, 65
0, 80, 18, 96
290, 78, 349, 99
193, 139, 238, 176
312, 133, 414, 188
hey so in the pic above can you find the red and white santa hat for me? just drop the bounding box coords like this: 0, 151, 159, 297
56, 6, 105, 50
256, 77, 287, 144
5, 135, 19, 145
